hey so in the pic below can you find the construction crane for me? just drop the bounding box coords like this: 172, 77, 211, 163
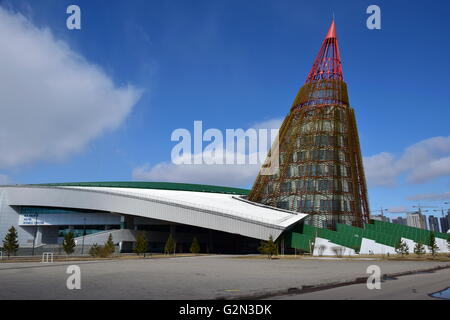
432, 208, 446, 217
412, 204, 438, 214
432, 203, 450, 217
369, 207, 388, 219
389, 209, 429, 216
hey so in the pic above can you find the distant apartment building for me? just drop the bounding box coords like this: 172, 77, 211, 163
392, 216, 407, 225
440, 211, 450, 233
428, 215, 440, 232
370, 214, 391, 223
407, 212, 427, 229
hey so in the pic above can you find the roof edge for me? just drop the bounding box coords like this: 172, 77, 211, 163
25, 181, 250, 195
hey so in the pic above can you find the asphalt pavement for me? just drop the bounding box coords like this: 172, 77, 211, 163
0, 255, 448, 299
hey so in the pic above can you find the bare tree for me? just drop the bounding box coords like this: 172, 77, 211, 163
332, 246, 344, 258
318, 245, 326, 256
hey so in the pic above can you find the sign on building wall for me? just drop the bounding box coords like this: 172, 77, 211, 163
19, 214, 46, 226
18, 212, 121, 226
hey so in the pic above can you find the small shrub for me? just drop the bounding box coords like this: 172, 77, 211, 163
164, 233, 175, 255
2, 226, 19, 258
258, 235, 278, 259
189, 237, 200, 254
104, 234, 115, 256
414, 242, 425, 256
395, 239, 409, 256
134, 232, 148, 256
89, 243, 113, 258
89, 244, 100, 257
428, 232, 439, 258
63, 232, 76, 256
98, 246, 112, 258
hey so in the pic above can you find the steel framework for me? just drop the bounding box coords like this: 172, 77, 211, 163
248, 21, 370, 229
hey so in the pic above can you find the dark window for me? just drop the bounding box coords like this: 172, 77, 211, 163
277, 201, 289, 210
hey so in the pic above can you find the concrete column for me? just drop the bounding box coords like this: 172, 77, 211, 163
35, 226, 43, 246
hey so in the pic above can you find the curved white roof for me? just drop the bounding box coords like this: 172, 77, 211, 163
2, 185, 307, 240
65, 186, 301, 227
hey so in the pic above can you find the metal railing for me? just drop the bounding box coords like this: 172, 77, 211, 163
42, 252, 54, 263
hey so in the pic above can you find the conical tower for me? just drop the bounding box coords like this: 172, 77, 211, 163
248, 20, 370, 229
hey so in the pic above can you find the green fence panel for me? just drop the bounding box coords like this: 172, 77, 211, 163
290, 232, 313, 252
370, 220, 448, 244
285, 220, 450, 253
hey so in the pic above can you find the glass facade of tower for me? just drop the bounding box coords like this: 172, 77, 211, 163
249, 22, 369, 229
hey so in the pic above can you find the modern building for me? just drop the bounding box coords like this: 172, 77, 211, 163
0, 182, 306, 254
248, 20, 370, 229
440, 212, 450, 233
1, 182, 448, 256
428, 215, 440, 232
1, 21, 449, 257
392, 216, 407, 226
407, 212, 427, 230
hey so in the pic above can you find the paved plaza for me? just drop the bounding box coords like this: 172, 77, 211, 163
0, 255, 449, 299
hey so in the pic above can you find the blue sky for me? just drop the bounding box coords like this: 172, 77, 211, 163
0, 0, 449, 218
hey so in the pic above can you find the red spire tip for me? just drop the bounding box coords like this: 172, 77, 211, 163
325, 20, 336, 39
305, 20, 343, 83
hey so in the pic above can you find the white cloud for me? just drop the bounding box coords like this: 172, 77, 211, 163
406, 191, 450, 202
363, 152, 398, 187
250, 118, 283, 130
133, 148, 264, 188
132, 119, 281, 187
0, 7, 142, 169
133, 160, 261, 188
387, 206, 408, 213
363, 136, 450, 187
399, 136, 450, 183
407, 156, 450, 184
